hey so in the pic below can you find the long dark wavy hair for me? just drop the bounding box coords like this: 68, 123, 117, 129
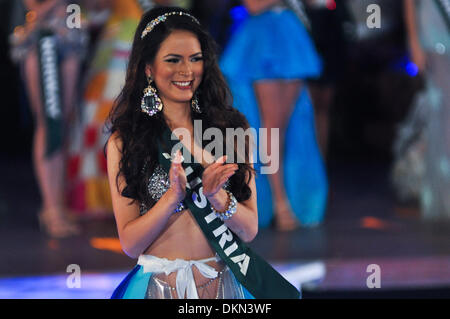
106, 6, 255, 208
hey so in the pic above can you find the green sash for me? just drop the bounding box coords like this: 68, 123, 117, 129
37, 30, 63, 158
157, 128, 300, 299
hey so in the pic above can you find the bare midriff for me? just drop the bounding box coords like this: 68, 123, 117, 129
142, 198, 225, 290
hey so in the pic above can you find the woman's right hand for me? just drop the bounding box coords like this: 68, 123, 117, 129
168, 150, 187, 203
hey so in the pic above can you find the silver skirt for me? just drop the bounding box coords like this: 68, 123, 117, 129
145, 265, 245, 299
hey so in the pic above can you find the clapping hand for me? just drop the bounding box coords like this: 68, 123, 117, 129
168, 150, 187, 202
202, 156, 238, 198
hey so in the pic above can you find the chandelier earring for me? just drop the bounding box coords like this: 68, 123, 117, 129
141, 76, 163, 117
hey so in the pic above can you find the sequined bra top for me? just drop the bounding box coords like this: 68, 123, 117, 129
140, 164, 230, 215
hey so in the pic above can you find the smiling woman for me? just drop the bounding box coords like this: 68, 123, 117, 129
144, 30, 204, 106
104, 6, 300, 299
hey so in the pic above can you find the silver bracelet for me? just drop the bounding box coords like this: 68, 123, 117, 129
211, 190, 237, 221
174, 201, 185, 214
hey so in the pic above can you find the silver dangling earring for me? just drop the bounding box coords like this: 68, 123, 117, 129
141, 76, 163, 117
191, 91, 201, 113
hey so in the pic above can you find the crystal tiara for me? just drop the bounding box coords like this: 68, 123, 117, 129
141, 11, 200, 39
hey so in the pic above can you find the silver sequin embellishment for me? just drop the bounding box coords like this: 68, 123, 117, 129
140, 164, 231, 215
143, 165, 185, 215
148, 165, 171, 202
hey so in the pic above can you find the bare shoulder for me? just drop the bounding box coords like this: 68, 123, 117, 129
107, 131, 122, 150
106, 131, 129, 201
106, 132, 124, 186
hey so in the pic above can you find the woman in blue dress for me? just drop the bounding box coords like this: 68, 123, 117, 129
220, 0, 328, 230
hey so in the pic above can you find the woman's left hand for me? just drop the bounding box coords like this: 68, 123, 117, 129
202, 156, 238, 198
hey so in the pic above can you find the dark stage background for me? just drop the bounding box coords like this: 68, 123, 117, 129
0, 0, 449, 299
